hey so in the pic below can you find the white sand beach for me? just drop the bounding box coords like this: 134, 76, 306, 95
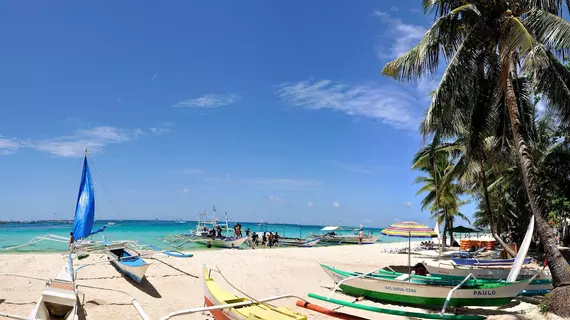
0, 242, 558, 320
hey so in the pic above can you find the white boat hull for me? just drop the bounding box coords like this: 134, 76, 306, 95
29, 261, 78, 320
320, 235, 379, 245
424, 261, 551, 281
107, 247, 150, 283
424, 262, 553, 292
281, 238, 321, 247
196, 236, 249, 249
321, 264, 530, 307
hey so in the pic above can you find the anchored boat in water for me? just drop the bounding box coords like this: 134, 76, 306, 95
314, 226, 379, 245
161, 210, 249, 249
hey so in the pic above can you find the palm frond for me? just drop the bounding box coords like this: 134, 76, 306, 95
381, 4, 480, 82
454, 212, 472, 224
525, 9, 570, 56
500, 17, 535, 57
525, 44, 570, 127
424, 29, 488, 137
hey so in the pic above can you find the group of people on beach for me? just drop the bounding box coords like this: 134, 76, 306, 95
248, 231, 280, 249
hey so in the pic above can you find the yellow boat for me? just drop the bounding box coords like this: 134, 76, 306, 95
202, 266, 307, 320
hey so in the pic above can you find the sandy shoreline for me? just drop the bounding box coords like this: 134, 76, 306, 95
0, 242, 556, 319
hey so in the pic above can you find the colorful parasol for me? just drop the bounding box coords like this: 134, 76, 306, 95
381, 221, 437, 278
381, 221, 438, 238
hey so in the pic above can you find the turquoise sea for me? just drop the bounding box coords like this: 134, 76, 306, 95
0, 220, 404, 253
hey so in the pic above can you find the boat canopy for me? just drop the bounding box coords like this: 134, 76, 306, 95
321, 226, 340, 231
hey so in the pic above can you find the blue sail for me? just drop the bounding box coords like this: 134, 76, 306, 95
72, 155, 96, 241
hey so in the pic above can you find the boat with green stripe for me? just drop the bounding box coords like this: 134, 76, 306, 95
307, 293, 486, 320
423, 262, 552, 295
320, 264, 531, 307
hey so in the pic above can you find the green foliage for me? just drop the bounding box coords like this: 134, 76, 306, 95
539, 293, 552, 315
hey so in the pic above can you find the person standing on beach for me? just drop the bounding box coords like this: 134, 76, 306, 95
268, 232, 274, 248
69, 232, 74, 249
274, 232, 280, 247
262, 232, 267, 248
358, 229, 364, 245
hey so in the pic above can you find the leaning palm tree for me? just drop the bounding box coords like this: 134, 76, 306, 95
413, 145, 470, 246
382, 0, 570, 314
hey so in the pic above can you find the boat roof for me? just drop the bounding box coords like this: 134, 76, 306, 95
321, 226, 340, 231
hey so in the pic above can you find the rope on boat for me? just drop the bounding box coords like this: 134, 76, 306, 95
148, 258, 198, 279
0, 273, 49, 283
0, 311, 29, 320
212, 266, 309, 310
76, 284, 150, 320
213, 266, 262, 303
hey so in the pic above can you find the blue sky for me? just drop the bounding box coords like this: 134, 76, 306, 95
0, 1, 476, 227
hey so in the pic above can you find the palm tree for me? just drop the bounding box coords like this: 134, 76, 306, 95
382, 1, 570, 314
413, 145, 470, 246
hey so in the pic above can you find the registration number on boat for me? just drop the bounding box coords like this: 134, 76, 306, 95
384, 286, 417, 293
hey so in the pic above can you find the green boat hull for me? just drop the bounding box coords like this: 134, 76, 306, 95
337, 283, 514, 307
308, 293, 486, 320
321, 264, 529, 308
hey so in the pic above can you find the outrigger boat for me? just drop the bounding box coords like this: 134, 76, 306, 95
320, 264, 530, 307
450, 257, 532, 266
279, 237, 320, 247
161, 210, 248, 249
423, 261, 552, 295
0, 253, 151, 320
30, 255, 78, 319
3, 150, 187, 283
312, 217, 537, 318
202, 266, 307, 320
107, 245, 151, 283
158, 265, 308, 320
314, 226, 379, 245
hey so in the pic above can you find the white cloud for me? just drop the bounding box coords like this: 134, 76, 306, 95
268, 195, 281, 202
307, 202, 314, 207
152, 73, 158, 80
205, 173, 232, 183
173, 93, 241, 109
404, 201, 413, 207
332, 201, 341, 208
182, 188, 189, 193
248, 178, 319, 189
373, 10, 426, 59
182, 169, 203, 175
536, 98, 547, 115
28, 126, 143, 157
150, 122, 173, 135
277, 79, 420, 130
0, 137, 20, 155
336, 163, 376, 174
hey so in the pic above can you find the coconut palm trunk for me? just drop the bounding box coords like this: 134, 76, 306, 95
479, 161, 517, 257
505, 72, 570, 288
446, 211, 455, 246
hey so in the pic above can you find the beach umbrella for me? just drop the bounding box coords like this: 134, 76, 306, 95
381, 221, 437, 277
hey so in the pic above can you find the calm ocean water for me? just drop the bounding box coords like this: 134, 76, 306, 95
0, 220, 405, 253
